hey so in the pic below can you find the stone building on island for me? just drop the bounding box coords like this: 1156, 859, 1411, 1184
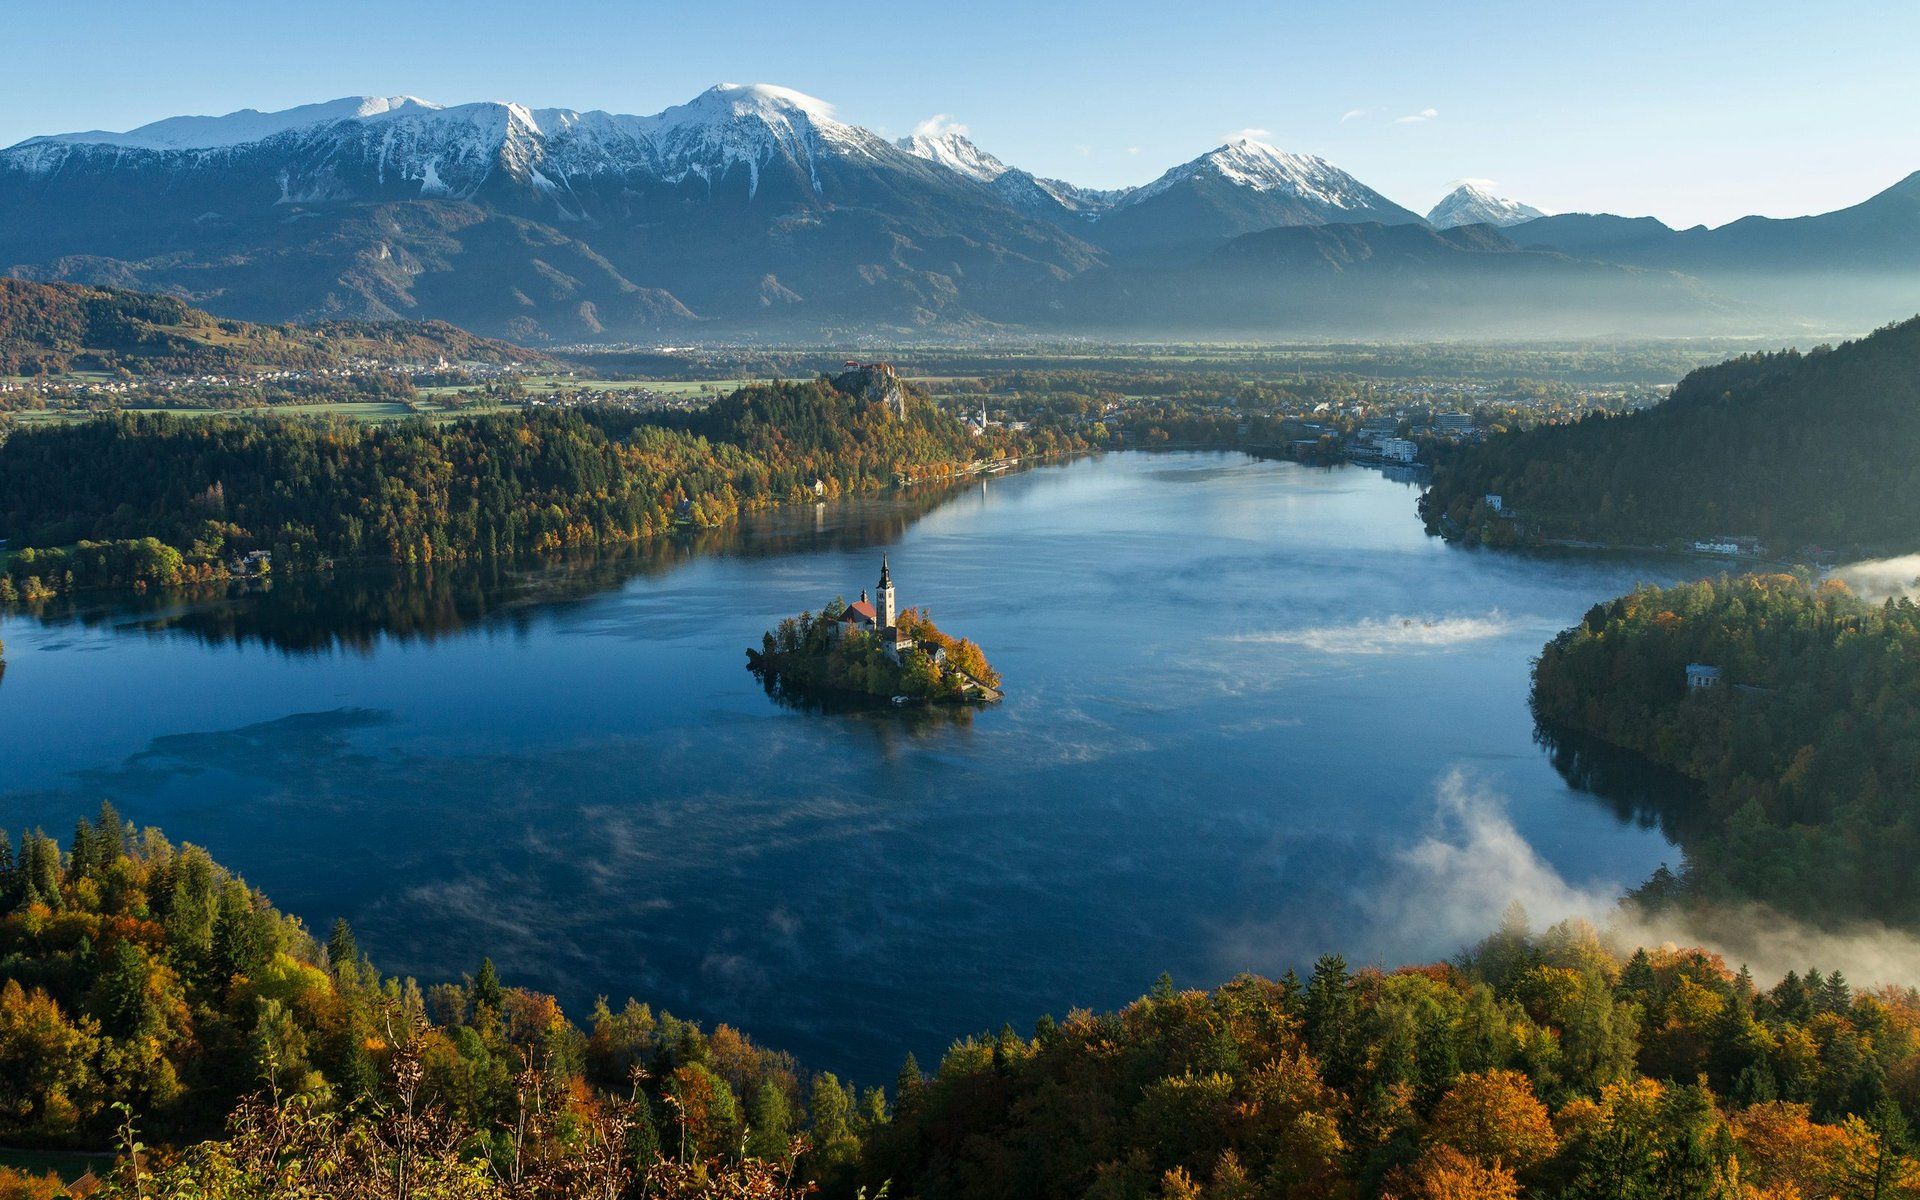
829, 556, 918, 657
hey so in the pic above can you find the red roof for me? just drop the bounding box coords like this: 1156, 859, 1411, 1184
843, 601, 878, 623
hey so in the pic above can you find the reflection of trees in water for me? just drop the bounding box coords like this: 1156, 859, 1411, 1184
1534, 720, 1709, 844
753, 670, 977, 742
8, 479, 982, 656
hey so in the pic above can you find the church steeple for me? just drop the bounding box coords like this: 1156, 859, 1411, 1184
876, 555, 897, 629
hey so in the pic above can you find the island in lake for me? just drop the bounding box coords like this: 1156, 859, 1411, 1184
748, 557, 1002, 705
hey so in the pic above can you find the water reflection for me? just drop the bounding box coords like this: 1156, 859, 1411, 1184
6, 477, 983, 657
1535, 720, 1708, 842
0, 453, 1691, 1082
752, 673, 978, 735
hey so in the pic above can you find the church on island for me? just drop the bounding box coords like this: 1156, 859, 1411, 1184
829, 556, 929, 661
749, 554, 1001, 704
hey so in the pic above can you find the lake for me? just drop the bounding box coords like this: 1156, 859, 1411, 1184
0, 452, 1688, 1082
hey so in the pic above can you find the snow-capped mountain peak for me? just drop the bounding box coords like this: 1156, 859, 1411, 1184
896, 129, 1008, 184
1127, 138, 1376, 210
622, 82, 885, 196
1427, 181, 1546, 228
648, 83, 844, 137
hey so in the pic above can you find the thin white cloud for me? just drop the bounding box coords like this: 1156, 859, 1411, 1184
911, 113, 968, 139
1126, 146, 1142, 155
1074, 144, 1093, 157
1447, 176, 1501, 192
1341, 106, 1382, 122
1392, 107, 1440, 125
1225, 127, 1273, 143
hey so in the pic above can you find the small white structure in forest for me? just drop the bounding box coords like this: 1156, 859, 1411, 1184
1686, 663, 1723, 691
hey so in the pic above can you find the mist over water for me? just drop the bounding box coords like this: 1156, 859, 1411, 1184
1832, 553, 1920, 601
1, 453, 1705, 1081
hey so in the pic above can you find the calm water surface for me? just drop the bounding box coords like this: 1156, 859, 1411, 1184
1, 453, 1686, 1080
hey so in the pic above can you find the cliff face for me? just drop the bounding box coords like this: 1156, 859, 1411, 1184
833, 364, 909, 419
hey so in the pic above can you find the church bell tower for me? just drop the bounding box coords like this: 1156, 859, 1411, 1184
876, 555, 897, 629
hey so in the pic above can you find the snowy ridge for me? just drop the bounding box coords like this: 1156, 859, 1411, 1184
896, 129, 1009, 183
6, 88, 1413, 221
898, 128, 1126, 218
1427, 182, 1546, 229
24, 96, 443, 151
5, 84, 892, 203
630, 83, 887, 198
1123, 139, 1383, 211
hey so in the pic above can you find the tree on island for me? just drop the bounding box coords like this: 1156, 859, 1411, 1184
747, 604, 999, 704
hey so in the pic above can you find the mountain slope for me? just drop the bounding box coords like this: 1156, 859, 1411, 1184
1051, 221, 1738, 337
896, 127, 1124, 227
1422, 314, 1920, 553
8, 86, 1897, 338
1087, 139, 1424, 262
1427, 182, 1545, 229
1503, 174, 1920, 324
0, 277, 539, 374
0, 86, 1104, 339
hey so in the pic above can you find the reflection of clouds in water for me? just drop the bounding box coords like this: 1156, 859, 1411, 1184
0, 454, 1703, 1082
1371, 770, 1622, 944
1832, 554, 1920, 602
1216, 769, 1920, 991
1231, 612, 1517, 655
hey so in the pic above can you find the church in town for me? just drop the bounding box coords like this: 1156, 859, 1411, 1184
829, 556, 928, 659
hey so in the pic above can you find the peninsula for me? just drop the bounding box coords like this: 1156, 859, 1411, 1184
747, 557, 1002, 705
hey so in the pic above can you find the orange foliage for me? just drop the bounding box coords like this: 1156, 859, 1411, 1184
1384, 1145, 1520, 1200
1426, 1069, 1559, 1171
1732, 1102, 1852, 1197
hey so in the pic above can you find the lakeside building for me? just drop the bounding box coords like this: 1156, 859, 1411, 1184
1686, 663, 1724, 690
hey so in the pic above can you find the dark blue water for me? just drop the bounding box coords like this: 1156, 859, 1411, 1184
0, 453, 1685, 1081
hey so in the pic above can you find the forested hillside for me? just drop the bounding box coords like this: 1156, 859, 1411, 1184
1532, 573, 1920, 924
0, 372, 1077, 594
1421, 316, 1920, 556
0, 277, 540, 375
3, 819, 1917, 1198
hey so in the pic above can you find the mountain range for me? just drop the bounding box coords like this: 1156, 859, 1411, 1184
3, 84, 1916, 340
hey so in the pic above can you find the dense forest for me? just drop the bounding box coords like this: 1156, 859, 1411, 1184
1421, 316, 1920, 556
0, 278, 540, 376
3, 819, 1919, 1197
0, 371, 1079, 595
1532, 573, 1920, 924
748, 604, 1001, 703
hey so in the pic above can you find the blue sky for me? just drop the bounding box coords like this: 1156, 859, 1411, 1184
7, 0, 1917, 227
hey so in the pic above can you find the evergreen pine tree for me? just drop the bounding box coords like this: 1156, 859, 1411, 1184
327, 918, 360, 979
1304, 954, 1357, 1085
894, 1052, 926, 1119
1820, 969, 1852, 1015
473, 956, 505, 1015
